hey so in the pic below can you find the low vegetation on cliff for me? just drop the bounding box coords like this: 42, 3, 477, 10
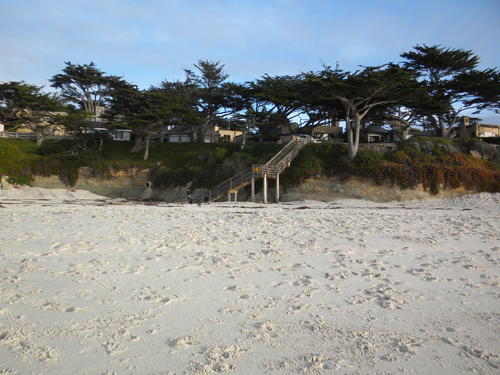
1, 137, 499, 195
281, 137, 500, 194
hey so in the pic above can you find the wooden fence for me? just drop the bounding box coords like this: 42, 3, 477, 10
0, 132, 70, 140
0, 131, 37, 139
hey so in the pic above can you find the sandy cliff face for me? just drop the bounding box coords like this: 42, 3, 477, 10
33, 167, 150, 199
32, 169, 475, 202
282, 176, 474, 202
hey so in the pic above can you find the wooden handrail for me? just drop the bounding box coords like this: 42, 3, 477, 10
194, 138, 308, 202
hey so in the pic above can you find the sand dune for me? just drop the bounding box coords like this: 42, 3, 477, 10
0, 188, 498, 374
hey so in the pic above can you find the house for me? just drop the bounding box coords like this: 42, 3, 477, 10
93, 105, 107, 123
81, 124, 132, 141
161, 125, 241, 143
366, 127, 396, 143
452, 117, 500, 138
15, 123, 66, 136
110, 129, 133, 141
162, 125, 194, 143
311, 125, 341, 141
234, 133, 262, 143
474, 124, 500, 138
9, 110, 68, 137
216, 126, 243, 142
277, 123, 300, 143
161, 125, 219, 143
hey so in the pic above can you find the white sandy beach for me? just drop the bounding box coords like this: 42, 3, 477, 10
0, 187, 499, 374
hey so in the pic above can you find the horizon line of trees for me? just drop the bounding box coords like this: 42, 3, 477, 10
0, 44, 499, 160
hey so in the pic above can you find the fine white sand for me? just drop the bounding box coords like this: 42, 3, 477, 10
0, 187, 499, 374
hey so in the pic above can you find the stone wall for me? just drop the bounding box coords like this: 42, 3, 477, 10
358, 143, 397, 152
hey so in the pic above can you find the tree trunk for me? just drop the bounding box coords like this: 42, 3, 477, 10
35, 132, 45, 146
143, 134, 150, 161
240, 129, 247, 150
98, 137, 103, 151
347, 118, 354, 161
441, 124, 451, 138
438, 117, 452, 138
402, 127, 410, 140
459, 122, 469, 139
347, 118, 360, 161
131, 134, 143, 153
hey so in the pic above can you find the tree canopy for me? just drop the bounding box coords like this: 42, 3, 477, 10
2, 43, 498, 162
50, 62, 129, 121
0, 81, 65, 145
401, 44, 500, 137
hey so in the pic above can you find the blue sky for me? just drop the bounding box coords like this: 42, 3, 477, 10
1, 0, 499, 121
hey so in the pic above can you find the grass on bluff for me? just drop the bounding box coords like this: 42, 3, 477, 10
0, 139, 40, 185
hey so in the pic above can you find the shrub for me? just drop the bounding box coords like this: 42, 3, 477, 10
212, 147, 228, 162
0, 142, 35, 184
353, 149, 384, 176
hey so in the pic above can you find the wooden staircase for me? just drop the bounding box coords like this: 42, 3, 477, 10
193, 138, 308, 203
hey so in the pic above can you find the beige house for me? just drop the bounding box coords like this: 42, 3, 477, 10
472, 123, 500, 138
455, 117, 500, 138
14, 111, 68, 136
215, 126, 243, 142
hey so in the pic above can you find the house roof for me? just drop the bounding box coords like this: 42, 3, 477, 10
312, 125, 338, 134
163, 125, 194, 134
408, 128, 423, 135
478, 123, 499, 128
366, 126, 392, 134
164, 125, 218, 136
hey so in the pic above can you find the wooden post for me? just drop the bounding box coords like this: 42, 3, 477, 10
263, 173, 268, 204
276, 173, 280, 202
251, 176, 255, 203
228, 189, 238, 202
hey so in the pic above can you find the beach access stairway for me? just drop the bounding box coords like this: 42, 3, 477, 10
193, 138, 308, 203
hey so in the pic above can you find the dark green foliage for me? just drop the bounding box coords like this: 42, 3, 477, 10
212, 147, 229, 162
1, 136, 498, 195
50, 61, 128, 115
150, 166, 194, 189
458, 138, 498, 161
353, 150, 384, 175
282, 137, 499, 194
30, 155, 82, 187
281, 143, 350, 186
376, 137, 499, 194
26, 140, 278, 190
400, 45, 500, 137
36, 139, 78, 155
0, 140, 36, 184
481, 137, 500, 145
